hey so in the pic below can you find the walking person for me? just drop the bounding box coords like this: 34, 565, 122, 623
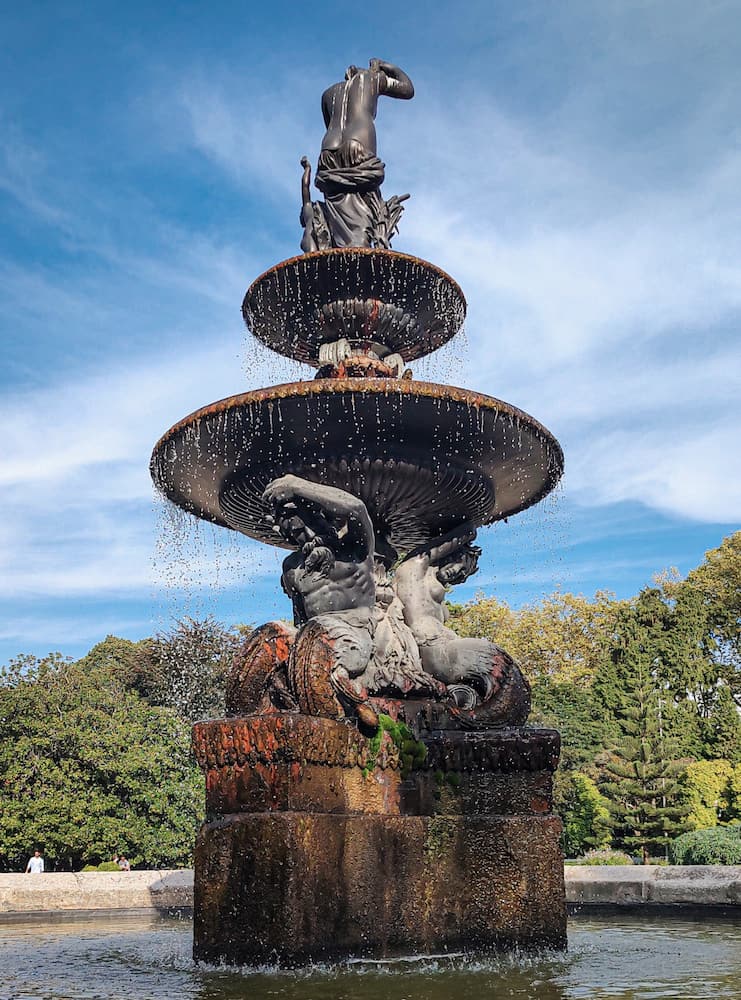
24, 850, 44, 874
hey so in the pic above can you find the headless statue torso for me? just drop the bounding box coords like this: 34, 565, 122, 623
320, 63, 414, 157
321, 73, 380, 156
301, 60, 414, 251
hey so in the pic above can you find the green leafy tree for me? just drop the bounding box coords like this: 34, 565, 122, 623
448, 590, 621, 687
685, 532, 741, 704
530, 677, 616, 772
0, 652, 202, 872
598, 600, 690, 862
680, 759, 736, 829
75, 635, 148, 676
728, 763, 741, 818
697, 686, 741, 764
670, 825, 741, 865
660, 532, 740, 715
557, 772, 611, 857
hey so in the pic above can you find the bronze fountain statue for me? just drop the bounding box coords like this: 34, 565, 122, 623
301, 58, 413, 251
151, 59, 567, 966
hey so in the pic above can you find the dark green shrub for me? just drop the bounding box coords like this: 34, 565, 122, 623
669, 825, 741, 865
81, 861, 121, 872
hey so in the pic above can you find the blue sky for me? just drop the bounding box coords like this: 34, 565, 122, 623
2, 0, 739, 663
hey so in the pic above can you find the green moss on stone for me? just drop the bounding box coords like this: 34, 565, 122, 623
362, 713, 427, 778
424, 816, 456, 862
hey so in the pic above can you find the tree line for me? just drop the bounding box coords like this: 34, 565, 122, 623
448, 531, 741, 861
0, 532, 738, 870
0, 620, 240, 871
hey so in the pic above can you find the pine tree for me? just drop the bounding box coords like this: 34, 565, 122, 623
599, 608, 690, 863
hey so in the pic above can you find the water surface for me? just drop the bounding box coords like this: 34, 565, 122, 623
0, 913, 738, 999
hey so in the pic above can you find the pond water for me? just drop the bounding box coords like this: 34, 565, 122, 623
0, 913, 739, 1000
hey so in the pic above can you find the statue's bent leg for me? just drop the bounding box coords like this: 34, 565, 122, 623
225, 621, 297, 716
288, 619, 346, 720
288, 612, 378, 730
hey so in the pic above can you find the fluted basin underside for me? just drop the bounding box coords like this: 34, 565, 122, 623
151, 379, 563, 553
242, 249, 466, 366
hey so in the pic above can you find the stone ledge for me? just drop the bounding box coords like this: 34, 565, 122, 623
0, 870, 193, 917
565, 865, 741, 907
2, 865, 738, 919
194, 715, 561, 774
194, 715, 392, 771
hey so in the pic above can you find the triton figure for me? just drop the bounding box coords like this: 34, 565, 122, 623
268, 475, 377, 719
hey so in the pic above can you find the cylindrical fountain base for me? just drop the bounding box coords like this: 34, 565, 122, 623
191, 716, 567, 965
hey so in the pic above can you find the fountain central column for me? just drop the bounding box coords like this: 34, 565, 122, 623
192, 716, 565, 964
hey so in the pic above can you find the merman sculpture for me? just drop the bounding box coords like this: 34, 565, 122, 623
223, 474, 528, 731
151, 58, 567, 966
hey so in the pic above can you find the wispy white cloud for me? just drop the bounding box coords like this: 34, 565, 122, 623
2, 11, 739, 638
0, 614, 151, 648
170, 68, 323, 203
382, 96, 741, 524
197, 72, 740, 525
0, 124, 68, 224
567, 425, 741, 523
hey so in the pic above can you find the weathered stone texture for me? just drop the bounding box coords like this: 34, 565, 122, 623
194, 812, 566, 965
192, 715, 567, 964
565, 864, 741, 907
0, 870, 193, 917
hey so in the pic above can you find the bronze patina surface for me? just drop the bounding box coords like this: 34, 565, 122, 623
151, 57, 568, 966
243, 249, 466, 365
150, 379, 563, 554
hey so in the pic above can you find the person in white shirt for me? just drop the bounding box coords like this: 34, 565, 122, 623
25, 850, 44, 874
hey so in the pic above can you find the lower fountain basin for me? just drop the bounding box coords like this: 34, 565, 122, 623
150, 379, 563, 554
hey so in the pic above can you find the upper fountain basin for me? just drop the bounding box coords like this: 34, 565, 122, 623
150, 379, 563, 555
242, 248, 466, 366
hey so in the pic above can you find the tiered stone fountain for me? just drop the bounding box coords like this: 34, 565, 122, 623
151, 59, 566, 965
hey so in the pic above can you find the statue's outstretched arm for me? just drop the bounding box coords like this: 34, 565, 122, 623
371, 59, 414, 100
407, 524, 477, 567
264, 475, 374, 553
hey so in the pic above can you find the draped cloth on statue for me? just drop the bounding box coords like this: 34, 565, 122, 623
315, 142, 386, 193
312, 142, 387, 249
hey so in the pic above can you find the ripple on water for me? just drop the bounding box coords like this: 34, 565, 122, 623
0, 914, 740, 1000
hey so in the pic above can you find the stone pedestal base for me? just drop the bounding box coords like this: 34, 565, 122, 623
192, 715, 566, 965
